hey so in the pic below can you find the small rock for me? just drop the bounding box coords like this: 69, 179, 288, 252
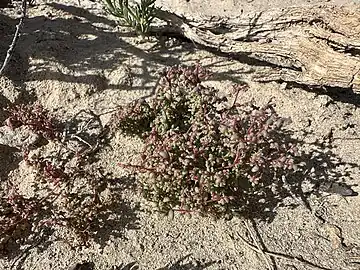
319, 182, 357, 196
168, 209, 174, 220
280, 82, 288, 90
322, 224, 343, 249
317, 95, 333, 107
62, 110, 103, 154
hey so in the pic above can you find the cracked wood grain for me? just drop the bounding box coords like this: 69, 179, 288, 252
156, 5, 360, 92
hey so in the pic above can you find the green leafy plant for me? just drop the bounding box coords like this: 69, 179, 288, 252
103, 0, 157, 35
117, 63, 300, 218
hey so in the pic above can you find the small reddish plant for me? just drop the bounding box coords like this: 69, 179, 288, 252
5, 104, 62, 140
117, 63, 300, 217
1, 104, 130, 255
0, 152, 112, 254
23, 151, 68, 185
0, 185, 44, 252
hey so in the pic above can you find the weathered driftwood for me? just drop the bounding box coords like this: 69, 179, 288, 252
156, 5, 360, 92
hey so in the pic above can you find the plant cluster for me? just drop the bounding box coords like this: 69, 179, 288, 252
117, 63, 299, 217
0, 186, 43, 251
103, 0, 157, 35
5, 104, 63, 140
0, 149, 112, 253
0, 105, 114, 254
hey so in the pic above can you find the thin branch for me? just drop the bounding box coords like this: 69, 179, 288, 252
237, 232, 335, 270
0, 0, 27, 75
243, 220, 274, 270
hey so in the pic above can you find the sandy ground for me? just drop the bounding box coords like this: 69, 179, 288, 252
0, 0, 360, 269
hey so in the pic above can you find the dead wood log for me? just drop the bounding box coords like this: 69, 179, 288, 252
155, 5, 360, 93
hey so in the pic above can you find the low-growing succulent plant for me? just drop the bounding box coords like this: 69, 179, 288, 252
117, 63, 300, 218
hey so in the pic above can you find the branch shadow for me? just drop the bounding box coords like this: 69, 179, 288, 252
70, 255, 217, 270
236, 133, 359, 223
287, 83, 360, 108
0, 93, 11, 123
0, 144, 21, 181
8, 227, 55, 270
88, 174, 140, 247
6, 3, 193, 92
248, 218, 336, 270
157, 254, 217, 270
1, 3, 197, 105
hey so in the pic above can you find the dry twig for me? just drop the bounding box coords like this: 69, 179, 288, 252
237, 230, 334, 270
0, 0, 27, 75
243, 220, 274, 270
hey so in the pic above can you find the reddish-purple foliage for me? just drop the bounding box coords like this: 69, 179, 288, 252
0, 186, 43, 252
0, 152, 108, 254
117, 63, 300, 217
5, 104, 62, 140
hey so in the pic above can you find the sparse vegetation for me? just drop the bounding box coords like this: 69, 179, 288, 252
1, 1, 358, 268
0, 147, 115, 253
0, 105, 117, 254
0, 63, 300, 254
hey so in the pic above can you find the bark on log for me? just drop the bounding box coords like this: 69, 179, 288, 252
155, 5, 360, 93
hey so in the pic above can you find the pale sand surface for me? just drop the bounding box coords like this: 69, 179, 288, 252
0, 0, 360, 269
